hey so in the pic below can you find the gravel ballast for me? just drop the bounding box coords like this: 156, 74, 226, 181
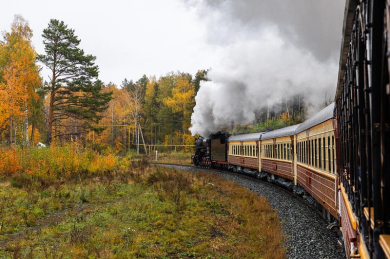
171, 165, 345, 259
215, 171, 345, 259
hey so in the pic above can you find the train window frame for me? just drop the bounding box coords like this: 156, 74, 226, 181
279, 144, 281, 160
328, 136, 331, 173
309, 139, 311, 166
305, 141, 307, 165
311, 139, 314, 167
314, 139, 318, 168
319, 138, 322, 169
332, 136, 335, 173
298, 142, 300, 162
323, 137, 326, 171
284, 143, 286, 160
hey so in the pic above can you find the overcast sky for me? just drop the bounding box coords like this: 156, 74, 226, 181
1, 0, 216, 86
1, 0, 346, 135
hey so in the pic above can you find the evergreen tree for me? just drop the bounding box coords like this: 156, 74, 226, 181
193, 69, 208, 94
38, 19, 112, 144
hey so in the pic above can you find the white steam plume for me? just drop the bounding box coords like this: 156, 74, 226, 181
186, 0, 345, 136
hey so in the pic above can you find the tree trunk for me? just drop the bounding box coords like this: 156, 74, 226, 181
25, 105, 29, 147
31, 123, 35, 146
47, 86, 55, 145
9, 115, 13, 145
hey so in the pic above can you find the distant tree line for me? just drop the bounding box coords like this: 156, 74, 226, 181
1, 15, 318, 151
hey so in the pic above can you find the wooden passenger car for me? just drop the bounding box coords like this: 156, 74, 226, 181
260, 125, 300, 181
295, 103, 338, 219
228, 133, 262, 171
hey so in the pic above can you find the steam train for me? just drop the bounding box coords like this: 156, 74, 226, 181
192, 1, 390, 258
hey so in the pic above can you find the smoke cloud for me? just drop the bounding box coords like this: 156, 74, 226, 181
187, 0, 345, 136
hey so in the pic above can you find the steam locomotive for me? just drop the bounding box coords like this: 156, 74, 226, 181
192, 1, 390, 258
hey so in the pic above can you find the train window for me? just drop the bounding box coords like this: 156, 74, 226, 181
305, 141, 308, 165
279, 144, 281, 159
287, 144, 289, 160
332, 136, 335, 173
301, 142, 302, 162
284, 144, 286, 160
299, 142, 303, 163
314, 139, 318, 167
308, 140, 310, 165
298, 142, 300, 162
328, 136, 331, 173
300, 142, 302, 162
280, 144, 281, 159
323, 137, 325, 171
307, 140, 312, 168
319, 138, 322, 169
287, 143, 290, 160
274, 144, 275, 159
311, 140, 315, 166
276, 144, 278, 159
310, 140, 312, 166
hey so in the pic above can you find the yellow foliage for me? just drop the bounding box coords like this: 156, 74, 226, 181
163, 76, 194, 113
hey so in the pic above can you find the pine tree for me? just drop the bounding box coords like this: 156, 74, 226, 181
38, 19, 112, 144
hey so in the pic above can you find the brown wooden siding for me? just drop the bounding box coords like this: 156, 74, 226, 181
228, 155, 258, 169
297, 164, 337, 218
341, 189, 356, 259
261, 158, 294, 180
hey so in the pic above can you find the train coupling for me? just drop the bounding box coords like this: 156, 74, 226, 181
326, 221, 339, 230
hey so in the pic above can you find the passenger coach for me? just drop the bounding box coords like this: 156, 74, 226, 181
260, 124, 300, 182
228, 133, 262, 176
295, 103, 337, 220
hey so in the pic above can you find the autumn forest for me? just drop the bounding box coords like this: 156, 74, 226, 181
0, 15, 207, 153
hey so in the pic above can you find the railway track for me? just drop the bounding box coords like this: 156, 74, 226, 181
153, 162, 345, 259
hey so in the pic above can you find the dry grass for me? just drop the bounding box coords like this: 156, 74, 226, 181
151, 151, 193, 165
0, 158, 285, 258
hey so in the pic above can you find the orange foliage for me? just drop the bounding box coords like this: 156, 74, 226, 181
0, 143, 120, 179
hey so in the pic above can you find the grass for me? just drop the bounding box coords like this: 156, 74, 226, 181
0, 146, 285, 258
151, 151, 193, 165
